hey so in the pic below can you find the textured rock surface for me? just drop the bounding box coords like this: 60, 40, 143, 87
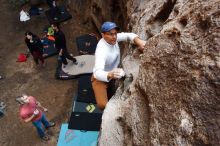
137, 0, 220, 145
95, 0, 220, 146
66, 0, 220, 145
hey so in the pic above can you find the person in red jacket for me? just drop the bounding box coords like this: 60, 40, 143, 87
16, 94, 55, 141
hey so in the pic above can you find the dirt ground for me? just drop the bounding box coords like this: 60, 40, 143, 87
0, 1, 95, 146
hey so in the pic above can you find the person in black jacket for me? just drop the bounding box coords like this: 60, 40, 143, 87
25, 31, 45, 67
51, 23, 77, 66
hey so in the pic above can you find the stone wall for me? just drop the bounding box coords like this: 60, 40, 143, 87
137, 0, 220, 145
66, 0, 220, 145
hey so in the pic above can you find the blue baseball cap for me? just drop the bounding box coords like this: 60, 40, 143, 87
101, 21, 120, 32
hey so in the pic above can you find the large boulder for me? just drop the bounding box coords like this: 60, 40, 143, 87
66, 0, 220, 145
95, 0, 220, 145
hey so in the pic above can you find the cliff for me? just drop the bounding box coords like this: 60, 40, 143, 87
66, 0, 220, 145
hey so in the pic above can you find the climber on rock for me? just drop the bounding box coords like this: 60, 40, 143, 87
92, 21, 146, 110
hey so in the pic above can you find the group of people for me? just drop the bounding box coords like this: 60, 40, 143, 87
19, 1, 79, 142
21, 25, 78, 142
22, 2, 146, 140
21, 21, 146, 141
25, 23, 77, 68
22, 23, 78, 141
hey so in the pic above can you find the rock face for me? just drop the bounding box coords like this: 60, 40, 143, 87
135, 0, 220, 145
66, 0, 220, 145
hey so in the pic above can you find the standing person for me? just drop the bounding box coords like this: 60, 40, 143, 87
16, 94, 55, 141
25, 31, 45, 67
46, 0, 60, 21
51, 23, 77, 66
46, 0, 56, 8
92, 21, 146, 110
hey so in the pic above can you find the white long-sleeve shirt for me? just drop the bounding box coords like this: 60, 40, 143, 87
93, 32, 138, 82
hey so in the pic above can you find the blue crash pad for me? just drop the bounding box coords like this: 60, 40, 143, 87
57, 124, 99, 146
41, 37, 58, 58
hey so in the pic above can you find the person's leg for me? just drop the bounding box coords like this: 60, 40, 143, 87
91, 76, 108, 110
32, 52, 39, 65
41, 113, 50, 128
32, 119, 45, 138
61, 55, 68, 65
37, 51, 45, 66
41, 113, 55, 129
35, 58, 39, 65
64, 51, 77, 63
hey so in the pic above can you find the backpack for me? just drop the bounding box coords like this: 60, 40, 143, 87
17, 53, 27, 62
